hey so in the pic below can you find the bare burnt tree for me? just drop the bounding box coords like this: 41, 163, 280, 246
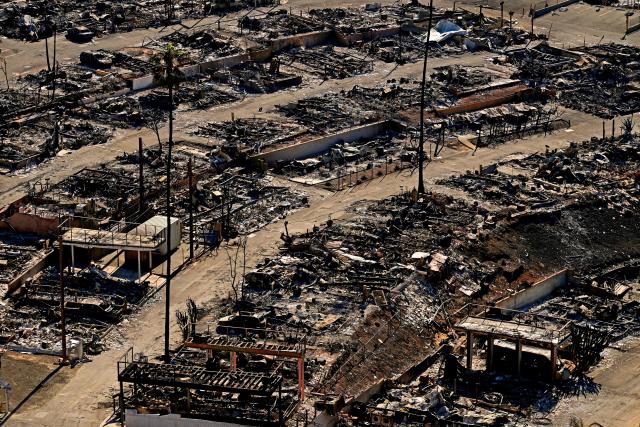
224, 235, 248, 305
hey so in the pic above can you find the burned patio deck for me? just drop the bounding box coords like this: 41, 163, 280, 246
61, 228, 163, 251
455, 315, 571, 347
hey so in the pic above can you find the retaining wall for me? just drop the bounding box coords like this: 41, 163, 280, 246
496, 269, 569, 312
532, 0, 580, 18
5, 249, 53, 296
253, 120, 396, 164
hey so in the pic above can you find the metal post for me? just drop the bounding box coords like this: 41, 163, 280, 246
188, 157, 194, 259
531, 15, 534, 34
418, 0, 435, 194
119, 380, 125, 427
466, 331, 473, 369
58, 234, 67, 363
515, 340, 522, 376
487, 335, 494, 371
137, 251, 142, 282
612, 119, 616, 141
550, 345, 558, 381
139, 137, 144, 213
51, 23, 57, 100
627, 14, 630, 32
500, 1, 504, 27
297, 357, 305, 400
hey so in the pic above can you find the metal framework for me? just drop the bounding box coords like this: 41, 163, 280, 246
185, 328, 307, 399
117, 348, 286, 426
454, 314, 572, 381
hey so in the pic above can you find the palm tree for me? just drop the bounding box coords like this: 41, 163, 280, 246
418, 0, 434, 194
151, 43, 185, 362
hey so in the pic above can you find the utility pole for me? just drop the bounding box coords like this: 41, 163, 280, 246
188, 157, 194, 259
58, 233, 67, 364
51, 22, 57, 101
138, 137, 144, 213
500, 1, 505, 27
164, 55, 174, 363
418, 0, 434, 194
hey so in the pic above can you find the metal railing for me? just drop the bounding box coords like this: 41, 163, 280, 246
58, 217, 167, 249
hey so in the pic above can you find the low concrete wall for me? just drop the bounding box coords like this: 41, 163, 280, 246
5, 249, 53, 296
355, 378, 386, 403
337, 26, 401, 46
79, 87, 130, 106
532, 0, 580, 18
201, 52, 252, 72
496, 269, 569, 312
131, 74, 155, 91
628, 22, 640, 35
0, 212, 59, 234
270, 30, 334, 51
435, 85, 533, 117
253, 120, 396, 164
126, 411, 251, 427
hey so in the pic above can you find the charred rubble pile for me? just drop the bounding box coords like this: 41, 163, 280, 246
193, 134, 638, 425
307, 3, 445, 33
502, 42, 640, 119
239, 10, 325, 40
158, 29, 244, 61
274, 129, 410, 184
211, 60, 302, 94
191, 172, 309, 236
0, 115, 112, 172
2, 265, 149, 352
105, 144, 308, 237
276, 93, 380, 134
0, 232, 49, 294
361, 12, 540, 64
212, 192, 531, 398
278, 46, 374, 80
192, 118, 308, 155
0, 0, 269, 42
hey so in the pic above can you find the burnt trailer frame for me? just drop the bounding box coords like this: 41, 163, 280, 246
116, 347, 287, 426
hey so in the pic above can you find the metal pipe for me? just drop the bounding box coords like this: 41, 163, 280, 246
58, 233, 67, 363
